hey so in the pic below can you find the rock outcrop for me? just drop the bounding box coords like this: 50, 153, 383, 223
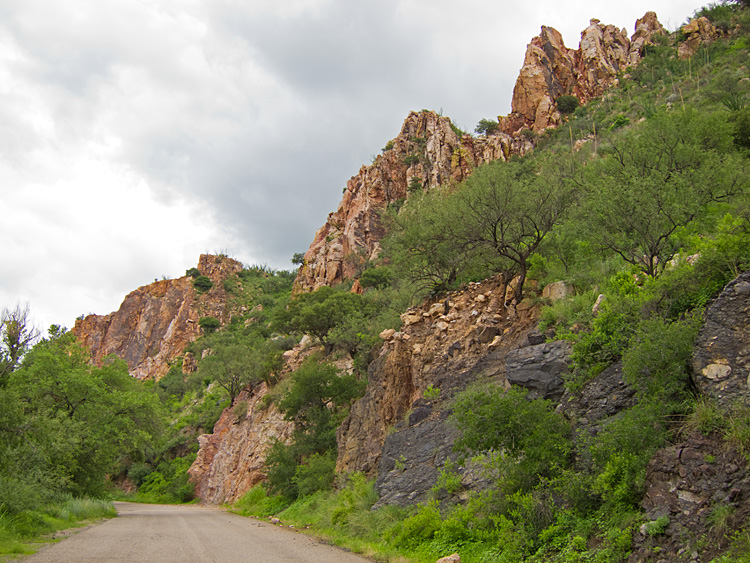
296, 14, 665, 294
505, 340, 572, 401
188, 382, 294, 504
678, 16, 721, 59
73, 254, 243, 380
630, 432, 750, 562
691, 270, 750, 408
294, 111, 533, 292
336, 276, 541, 502
501, 12, 665, 135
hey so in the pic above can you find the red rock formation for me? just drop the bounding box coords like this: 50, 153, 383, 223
73, 254, 243, 380
188, 382, 294, 504
296, 14, 665, 293
501, 12, 665, 135
294, 111, 532, 292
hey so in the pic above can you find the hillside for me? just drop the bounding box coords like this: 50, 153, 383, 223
3, 2, 750, 562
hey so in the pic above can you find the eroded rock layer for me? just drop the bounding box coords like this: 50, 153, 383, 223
336, 276, 540, 480
73, 254, 242, 380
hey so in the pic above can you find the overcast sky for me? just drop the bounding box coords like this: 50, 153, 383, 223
0, 0, 703, 331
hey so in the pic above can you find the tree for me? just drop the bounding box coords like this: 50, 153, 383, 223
273, 286, 373, 354
0, 304, 39, 386
266, 359, 365, 499
475, 118, 499, 136
384, 189, 475, 295
581, 109, 747, 277
457, 157, 576, 302
1, 332, 162, 501
198, 337, 283, 402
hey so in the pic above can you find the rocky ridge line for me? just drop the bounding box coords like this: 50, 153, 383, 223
295, 13, 665, 293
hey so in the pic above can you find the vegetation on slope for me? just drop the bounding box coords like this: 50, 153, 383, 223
4, 2, 750, 561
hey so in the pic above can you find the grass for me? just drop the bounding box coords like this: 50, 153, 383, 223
0, 497, 116, 558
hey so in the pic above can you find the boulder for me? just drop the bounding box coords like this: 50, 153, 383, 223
542, 280, 574, 301
505, 340, 572, 401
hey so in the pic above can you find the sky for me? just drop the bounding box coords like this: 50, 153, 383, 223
0, 0, 704, 331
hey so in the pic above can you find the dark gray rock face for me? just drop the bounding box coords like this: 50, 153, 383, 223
629, 432, 750, 563
505, 340, 572, 400
374, 411, 458, 508
691, 270, 750, 408
559, 361, 638, 440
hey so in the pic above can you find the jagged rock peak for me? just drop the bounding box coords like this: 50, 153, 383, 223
73, 254, 243, 380
500, 12, 665, 135
294, 110, 532, 292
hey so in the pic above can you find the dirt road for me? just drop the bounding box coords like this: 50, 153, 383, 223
25, 502, 371, 562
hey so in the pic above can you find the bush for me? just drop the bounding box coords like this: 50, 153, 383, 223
198, 316, 221, 334
475, 118, 500, 136
192, 275, 213, 293
185, 268, 200, 278
557, 95, 580, 114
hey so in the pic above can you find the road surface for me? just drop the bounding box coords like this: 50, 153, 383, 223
24, 502, 371, 562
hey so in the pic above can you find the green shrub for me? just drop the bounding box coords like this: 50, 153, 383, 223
185, 268, 200, 278
192, 275, 213, 293
386, 501, 442, 549
198, 316, 221, 334
293, 451, 336, 497
557, 95, 580, 114
475, 118, 500, 135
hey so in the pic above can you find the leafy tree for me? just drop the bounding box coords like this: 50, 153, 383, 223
0, 304, 39, 386
457, 157, 576, 302
384, 189, 474, 295
291, 252, 305, 266
1, 332, 162, 502
266, 359, 365, 499
273, 286, 374, 354
475, 118, 500, 136
198, 336, 283, 402
581, 109, 747, 277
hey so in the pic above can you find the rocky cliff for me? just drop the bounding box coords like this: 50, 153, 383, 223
295, 13, 664, 293
294, 111, 534, 292
73, 254, 243, 380
500, 12, 664, 135
188, 381, 294, 504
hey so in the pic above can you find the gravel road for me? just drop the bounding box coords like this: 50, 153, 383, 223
24, 502, 371, 562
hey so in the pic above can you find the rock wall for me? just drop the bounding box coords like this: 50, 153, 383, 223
336, 276, 540, 491
188, 382, 294, 504
631, 432, 750, 562
501, 12, 664, 134
294, 111, 533, 292
73, 254, 243, 380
